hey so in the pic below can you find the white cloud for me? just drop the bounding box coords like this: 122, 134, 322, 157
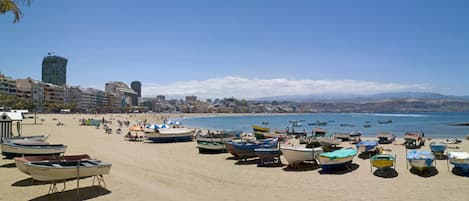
142, 76, 431, 99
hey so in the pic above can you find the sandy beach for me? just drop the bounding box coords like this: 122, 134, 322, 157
1, 113, 469, 201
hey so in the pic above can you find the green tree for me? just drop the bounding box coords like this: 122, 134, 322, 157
0, 0, 30, 23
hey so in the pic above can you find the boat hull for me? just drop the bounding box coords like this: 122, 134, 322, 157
26, 160, 111, 181
197, 141, 227, 152
318, 156, 355, 170
429, 142, 447, 153
1, 143, 66, 158
14, 155, 91, 175
370, 154, 395, 169
280, 147, 323, 166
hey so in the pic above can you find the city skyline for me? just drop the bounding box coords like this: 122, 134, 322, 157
2, 1, 469, 98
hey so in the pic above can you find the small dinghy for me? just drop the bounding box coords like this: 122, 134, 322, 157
14, 154, 91, 175
26, 159, 112, 181
1, 140, 66, 158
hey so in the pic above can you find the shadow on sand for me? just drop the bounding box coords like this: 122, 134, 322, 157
282, 161, 321, 172
29, 186, 111, 201
373, 168, 399, 178
318, 163, 360, 175
451, 167, 469, 177
409, 167, 438, 177
235, 158, 260, 165
0, 162, 16, 168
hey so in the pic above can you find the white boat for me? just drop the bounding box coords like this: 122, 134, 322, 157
280, 146, 323, 167
145, 128, 195, 142
26, 159, 111, 181
1, 140, 67, 158
14, 154, 91, 175
2, 135, 49, 143
406, 150, 434, 172
318, 148, 357, 170
448, 152, 469, 173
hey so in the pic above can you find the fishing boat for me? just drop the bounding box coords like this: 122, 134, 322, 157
252, 125, 270, 133
448, 152, 469, 173
406, 150, 435, 172
429, 141, 447, 153
255, 132, 288, 141
196, 131, 233, 153
376, 132, 396, 144
280, 146, 323, 167
370, 154, 396, 171
14, 154, 91, 175
1, 140, 67, 158
315, 121, 328, 126
378, 120, 392, 124
226, 138, 278, 159
25, 159, 112, 181
356, 140, 378, 153
318, 148, 357, 170
349, 132, 362, 144
404, 131, 425, 148
145, 128, 195, 143
2, 135, 49, 143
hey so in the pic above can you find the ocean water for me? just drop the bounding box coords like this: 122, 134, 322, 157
179, 112, 469, 139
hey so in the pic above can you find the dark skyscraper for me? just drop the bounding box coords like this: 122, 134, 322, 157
130, 81, 142, 97
42, 55, 68, 86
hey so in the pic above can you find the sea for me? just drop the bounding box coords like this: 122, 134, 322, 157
178, 112, 469, 139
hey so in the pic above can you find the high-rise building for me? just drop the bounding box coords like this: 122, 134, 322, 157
130, 81, 141, 97
42, 55, 68, 86
156, 95, 165, 103
185, 96, 197, 104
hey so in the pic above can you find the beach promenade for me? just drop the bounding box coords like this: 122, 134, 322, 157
1, 113, 468, 201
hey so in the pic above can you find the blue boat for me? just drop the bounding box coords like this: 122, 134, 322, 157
406, 150, 435, 172
227, 138, 278, 159
356, 140, 378, 153
429, 141, 447, 153
448, 152, 469, 173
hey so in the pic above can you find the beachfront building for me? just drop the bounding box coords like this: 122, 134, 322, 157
106, 93, 123, 113
15, 78, 44, 111
42, 55, 68, 86
0, 74, 16, 96
41, 82, 65, 112
105, 81, 138, 108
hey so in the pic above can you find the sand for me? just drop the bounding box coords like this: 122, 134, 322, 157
1, 113, 469, 201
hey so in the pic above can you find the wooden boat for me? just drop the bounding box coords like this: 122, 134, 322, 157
2, 135, 49, 143
196, 132, 233, 153
252, 125, 270, 133
254, 132, 288, 141
280, 146, 323, 167
429, 141, 447, 153
356, 140, 378, 153
14, 154, 91, 175
226, 138, 278, 159
318, 148, 357, 170
406, 150, 435, 172
370, 154, 395, 170
145, 128, 195, 142
448, 152, 469, 173
315, 121, 328, 126
376, 132, 396, 144
1, 140, 67, 158
404, 132, 425, 148
25, 159, 111, 181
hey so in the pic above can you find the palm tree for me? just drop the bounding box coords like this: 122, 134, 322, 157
0, 0, 30, 23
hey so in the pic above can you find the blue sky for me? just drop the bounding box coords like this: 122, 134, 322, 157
1, 0, 469, 98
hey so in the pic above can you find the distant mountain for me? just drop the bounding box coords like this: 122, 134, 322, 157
253, 92, 469, 103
